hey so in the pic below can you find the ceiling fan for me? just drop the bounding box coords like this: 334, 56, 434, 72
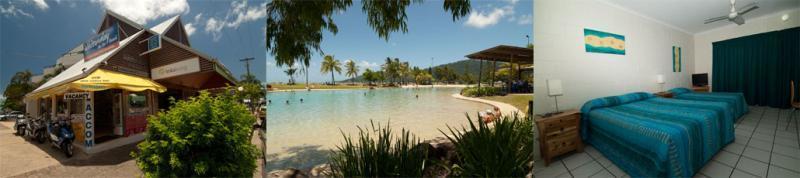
704, 0, 759, 25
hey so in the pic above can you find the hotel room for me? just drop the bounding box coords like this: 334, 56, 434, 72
533, 0, 799, 177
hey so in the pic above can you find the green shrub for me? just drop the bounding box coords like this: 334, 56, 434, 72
460, 87, 505, 97
132, 92, 259, 177
330, 121, 428, 177
441, 113, 534, 177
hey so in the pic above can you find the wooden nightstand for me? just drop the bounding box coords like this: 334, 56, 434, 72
535, 110, 583, 166
692, 85, 710, 92
654, 91, 673, 98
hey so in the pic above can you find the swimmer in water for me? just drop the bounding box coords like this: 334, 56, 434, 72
268, 100, 271, 104
286, 100, 290, 104
415, 94, 419, 99
300, 98, 304, 103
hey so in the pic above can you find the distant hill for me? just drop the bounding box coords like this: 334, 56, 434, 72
341, 59, 507, 83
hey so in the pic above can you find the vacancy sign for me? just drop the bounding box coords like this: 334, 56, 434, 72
151, 57, 200, 80
84, 23, 120, 61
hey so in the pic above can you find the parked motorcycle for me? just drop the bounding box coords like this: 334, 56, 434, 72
26, 116, 47, 143
46, 117, 75, 157
14, 115, 28, 136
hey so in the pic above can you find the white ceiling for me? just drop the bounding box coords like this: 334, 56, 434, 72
603, 0, 800, 34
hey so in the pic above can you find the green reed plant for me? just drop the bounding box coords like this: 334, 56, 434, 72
441, 113, 535, 177
461, 87, 505, 97
330, 120, 428, 177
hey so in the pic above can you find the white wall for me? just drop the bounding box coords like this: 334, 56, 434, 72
694, 8, 800, 88
533, 0, 695, 114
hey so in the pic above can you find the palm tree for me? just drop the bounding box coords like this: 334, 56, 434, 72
345, 60, 359, 85
302, 61, 310, 90
399, 61, 409, 85
321, 55, 342, 85
284, 65, 298, 85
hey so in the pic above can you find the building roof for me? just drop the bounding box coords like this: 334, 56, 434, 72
29, 31, 145, 96
150, 15, 180, 34
465, 45, 533, 65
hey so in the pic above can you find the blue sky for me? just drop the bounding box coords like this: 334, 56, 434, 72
266, 0, 533, 83
0, 0, 266, 93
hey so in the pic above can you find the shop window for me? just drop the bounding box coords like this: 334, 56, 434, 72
128, 92, 149, 116
69, 99, 85, 114
129, 92, 148, 108
56, 97, 67, 115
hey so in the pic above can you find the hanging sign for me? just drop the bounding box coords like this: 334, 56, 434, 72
84, 23, 120, 61
84, 92, 94, 149
64, 92, 90, 100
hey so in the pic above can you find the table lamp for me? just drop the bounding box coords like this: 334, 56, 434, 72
547, 79, 563, 113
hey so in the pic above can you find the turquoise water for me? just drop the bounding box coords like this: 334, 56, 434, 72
265, 87, 491, 169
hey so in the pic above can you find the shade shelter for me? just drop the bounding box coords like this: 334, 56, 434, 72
465, 45, 533, 92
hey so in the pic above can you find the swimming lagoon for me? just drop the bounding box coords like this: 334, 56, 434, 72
265, 87, 491, 170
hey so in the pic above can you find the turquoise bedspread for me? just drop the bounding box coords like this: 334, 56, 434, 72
580, 92, 735, 178
669, 87, 748, 118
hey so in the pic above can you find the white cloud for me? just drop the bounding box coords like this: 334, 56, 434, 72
516, 14, 532, 25
465, 7, 512, 28
0, 3, 33, 18
204, 17, 224, 41
90, 0, 189, 25
184, 23, 196, 36
193, 13, 202, 22
226, 1, 266, 28
200, 0, 266, 41
30, 0, 48, 10
505, 0, 520, 5
358, 61, 379, 69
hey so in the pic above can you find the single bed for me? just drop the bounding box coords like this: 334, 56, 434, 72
669, 87, 749, 119
580, 92, 736, 177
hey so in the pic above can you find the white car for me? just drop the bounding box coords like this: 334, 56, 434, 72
0, 111, 24, 121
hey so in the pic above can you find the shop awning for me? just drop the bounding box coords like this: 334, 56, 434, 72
71, 69, 166, 92
28, 69, 166, 98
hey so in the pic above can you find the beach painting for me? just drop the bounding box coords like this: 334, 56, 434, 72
673, 46, 682, 72
584, 28, 625, 55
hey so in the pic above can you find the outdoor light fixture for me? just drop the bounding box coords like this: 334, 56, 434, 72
656, 74, 665, 92
547, 79, 564, 113
782, 14, 790, 21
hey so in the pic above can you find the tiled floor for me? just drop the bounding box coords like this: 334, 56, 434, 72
533, 107, 800, 178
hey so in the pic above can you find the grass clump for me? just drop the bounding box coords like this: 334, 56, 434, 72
461, 87, 505, 97
442, 113, 535, 177
330, 120, 428, 177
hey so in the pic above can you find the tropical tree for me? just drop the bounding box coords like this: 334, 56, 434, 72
284, 65, 298, 85
321, 55, 342, 85
381, 57, 398, 85
38, 63, 66, 87
302, 63, 310, 90
345, 60, 359, 85
239, 73, 261, 85
2, 70, 35, 111
266, 0, 470, 67
399, 61, 410, 85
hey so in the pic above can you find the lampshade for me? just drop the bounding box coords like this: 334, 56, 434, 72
547, 79, 563, 96
656, 75, 665, 84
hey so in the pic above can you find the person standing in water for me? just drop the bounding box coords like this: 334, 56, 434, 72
300, 98, 304, 103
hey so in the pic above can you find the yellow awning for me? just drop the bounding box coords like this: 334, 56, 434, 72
71, 69, 166, 92
27, 69, 166, 98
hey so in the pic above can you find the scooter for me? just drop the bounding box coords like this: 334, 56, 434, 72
26, 116, 47, 143
13, 115, 28, 136
46, 117, 75, 157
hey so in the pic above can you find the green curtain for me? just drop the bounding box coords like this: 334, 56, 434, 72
712, 27, 800, 108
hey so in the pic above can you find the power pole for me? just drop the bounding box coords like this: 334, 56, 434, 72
240, 57, 255, 77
